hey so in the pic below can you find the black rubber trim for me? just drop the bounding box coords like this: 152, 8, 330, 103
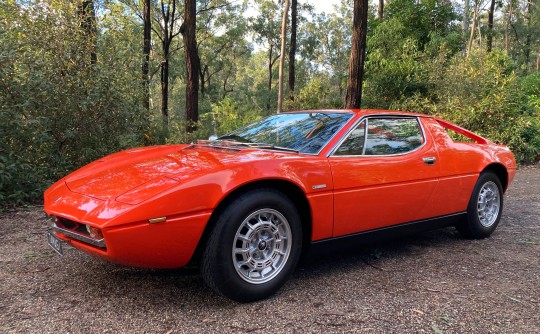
309, 212, 466, 254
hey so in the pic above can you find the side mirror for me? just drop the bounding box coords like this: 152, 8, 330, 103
208, 134, 218, 141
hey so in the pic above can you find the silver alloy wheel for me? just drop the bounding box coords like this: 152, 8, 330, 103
477, 181, 501, 227
232, 208, 292, 284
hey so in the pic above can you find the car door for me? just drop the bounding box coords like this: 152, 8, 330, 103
328, 116, 441, 237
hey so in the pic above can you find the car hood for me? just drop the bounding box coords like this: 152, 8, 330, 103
64, 144, 290, 202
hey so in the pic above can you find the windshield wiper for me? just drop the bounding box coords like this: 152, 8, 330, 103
217, 134, 251, 143
249, 143, 299, 153
210, 139, 253, 147
209, 140, 299, 153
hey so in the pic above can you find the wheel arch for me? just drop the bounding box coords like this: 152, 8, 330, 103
482, 163, 509, 192
189, 179, 313, 265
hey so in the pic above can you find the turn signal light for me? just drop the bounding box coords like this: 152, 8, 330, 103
86, 225, 104, 240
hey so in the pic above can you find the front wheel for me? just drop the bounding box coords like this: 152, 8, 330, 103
456, 171, 504, 239
201, 189, 302, 302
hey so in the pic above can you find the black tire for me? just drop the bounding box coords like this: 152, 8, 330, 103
456, 171, 504, 239
201, 189, 302, 302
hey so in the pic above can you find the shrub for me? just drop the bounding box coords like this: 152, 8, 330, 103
392, 50, 540, 163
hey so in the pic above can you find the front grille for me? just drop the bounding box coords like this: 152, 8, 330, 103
52, 217, 106, 249
56, 217, 89, 236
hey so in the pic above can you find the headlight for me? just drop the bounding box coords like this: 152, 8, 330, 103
86, 225, 104, 240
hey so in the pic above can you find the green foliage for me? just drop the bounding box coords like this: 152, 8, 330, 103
392, 50, 540, 163
363, 0, 462, 109
0, 1, 142, 205
286, 75, 343, 110
203, 98, 261, 136
1, 0, 540, 207
363, 18, 428, 108
384, 0, 459, 49
520, 73, 540, 110
167, 97, 261, 143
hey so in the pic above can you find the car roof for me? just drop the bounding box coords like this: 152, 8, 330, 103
284, 109, 429, 118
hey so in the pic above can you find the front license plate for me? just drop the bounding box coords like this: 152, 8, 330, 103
47, 231, 64, 256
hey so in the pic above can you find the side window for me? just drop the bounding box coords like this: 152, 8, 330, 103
364, 118, 424, 155
334, 120, 366, 155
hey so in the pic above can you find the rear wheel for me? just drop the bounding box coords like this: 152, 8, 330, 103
201, 189, 302, 302
456, 171, 503, 239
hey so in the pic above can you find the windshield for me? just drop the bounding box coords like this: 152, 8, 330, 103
217, 112, 353, 154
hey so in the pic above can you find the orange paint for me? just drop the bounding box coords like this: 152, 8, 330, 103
44, 110, 516, 268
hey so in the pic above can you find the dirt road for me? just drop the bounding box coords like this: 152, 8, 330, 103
1, 166, 539, 333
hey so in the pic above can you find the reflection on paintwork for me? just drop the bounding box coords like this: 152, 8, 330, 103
116, 177, 180, 205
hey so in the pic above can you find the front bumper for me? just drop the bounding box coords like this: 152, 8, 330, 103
49, 211, 211, 269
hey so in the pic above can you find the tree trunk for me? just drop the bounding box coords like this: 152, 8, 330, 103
161, 37, 170, 140
267, 42, 274, 112
524, 0, 534, 70
344, 0, 369, 109
181, 0, 200, 133
79, 0, 97, 64
462, 0, 469, 39
157, 0, 180, 139
466, 0, 478, 57
161, 59, 169, 138
277, 0, 290, 114
505, 0, 514, 51
288, 0, 297, 101
222, 68, 233, 99
487, 0, 495, 52
377, 0, 384, 20
142, 0, 151, 145
200, 64, 208, 97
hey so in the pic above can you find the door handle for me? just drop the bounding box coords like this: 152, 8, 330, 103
423, 157, 436, 165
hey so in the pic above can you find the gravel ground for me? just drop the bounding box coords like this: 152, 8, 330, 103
1, 166, 539, 333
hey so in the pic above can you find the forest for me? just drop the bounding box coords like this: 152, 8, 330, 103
1, 0, 539, 205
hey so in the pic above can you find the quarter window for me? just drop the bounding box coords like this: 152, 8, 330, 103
334, 117, 424, 156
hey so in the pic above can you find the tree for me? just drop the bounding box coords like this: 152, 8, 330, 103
181, 0, 200, 132
487, 0, 495, 52
78, 0, 97, 64
277, 0, 290, 113
463, 0, 470, 40
466, 0, 483, 57
378, 0, 384, 20
252, 0, 281, 112
524, 0, 535, 69
384, 0, 458, 50
288, 0, 298, 101
142, 0, 151, 144
155, 0, 182, 138
345, 0, 369, 109
306, 5, 352, 101
505, 0, 515, 51
196, 0, 245, 99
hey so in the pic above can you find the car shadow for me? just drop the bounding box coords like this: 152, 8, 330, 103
298, 226, 462, 274
67, 226, 468, 308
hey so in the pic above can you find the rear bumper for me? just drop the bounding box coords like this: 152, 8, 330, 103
52, 211, 211, 268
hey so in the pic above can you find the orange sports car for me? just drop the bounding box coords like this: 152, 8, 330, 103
44, 109, 516, 302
